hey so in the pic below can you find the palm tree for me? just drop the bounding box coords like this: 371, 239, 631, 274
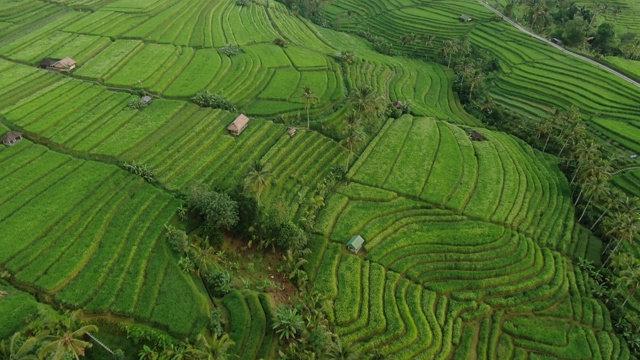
341, 125, 367, 172
243, 161, 273, 205
301, 86, 318, 129
578, 176, 610, 222
188, 334, 233, 360
619, 264, 640, 308
348, 84, 383, 121
0, 332, 39, 360
441, 39, 460, 68
39, 324, 98, 360
272, 306, 304, 341
188, 240, 220, 276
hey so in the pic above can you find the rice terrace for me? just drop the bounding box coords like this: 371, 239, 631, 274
1, 0, 640, 359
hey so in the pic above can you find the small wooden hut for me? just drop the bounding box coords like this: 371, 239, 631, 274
141, 96, 153, 105
49, 57, 76, 72
347, 235, 365, 254
469, 130, 485, 141
1, 131, 23, 146
228, 114, 250, 136
460, 14, 473, 22
288, 128, 297, 137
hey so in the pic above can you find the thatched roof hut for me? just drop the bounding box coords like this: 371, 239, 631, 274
1, 131, 23, 146
228, 114, 250, 136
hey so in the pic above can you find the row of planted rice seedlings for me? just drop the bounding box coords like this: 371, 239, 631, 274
150, 261, 210, 336
358, 274, 412, 353
45, 184, 161, 304
62, 10, 115, 33
339, 262, 390, 344
334, 259, 370, 334
9, 31, 74, 64
45, 93, 131, 145
240, 293, 269, 360
86, 100, 184, 155
462, 138, 504, 219
223, 4, 273, 46
163, 48, 222, 97
418, 235, 539, 294
122, 0, 194, 43
488, 134, 529, 225
25, 86, 108, 134
201, 122, 283, 187
514, 62, 640, 117
589, 118, 640, 154
362, 209, 463, 250
74, 39, 142, 80
335, 255, 364, 325
257, 294, 277, 359
442, 124, 479, 212
375, 223, 513, 274
0, 4, 70, 45
384, 119, 439, 196
82, 194, 172, 312
159, 0, 214, 46
351, 117, 413, 188
104, 43, 177, 87
223, 290, 252, 356
0, 152, 78, 224
480, 246, 554, 302
48, 34, 112, 64
416, 121, 458, 204
131, 106, 222, 166
0, 159, 103, 279
268, 3, 335, 54
79, 12, 148, 38
110, 203, 178, 316
2, 76, 74, 120
271, 133, 333, 181
329, 196, 424, 241
12, 169, 129, 291
217, 55, 275, 106
9, 81, 93, 128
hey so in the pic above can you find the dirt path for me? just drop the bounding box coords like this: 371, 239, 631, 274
477, 0, 640, 88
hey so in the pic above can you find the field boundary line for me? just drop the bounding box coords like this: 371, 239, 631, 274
478, 0, 640, 89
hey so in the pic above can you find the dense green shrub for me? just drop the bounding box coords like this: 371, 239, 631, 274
206, 271, 232, 297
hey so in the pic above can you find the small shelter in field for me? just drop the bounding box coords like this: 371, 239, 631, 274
460, 15, 473, 22
1, 131, 23, 146
469, 130, 485, 141
49, 57, 76, 72
38, 58, 57, 69
347, 235, 365, 254
141, 96, 153, 105
228, 114, 250, 136
288, 127, 297, 137
393, 100, 404, 109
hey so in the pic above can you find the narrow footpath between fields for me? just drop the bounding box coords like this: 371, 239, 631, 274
478, 0, 640, 89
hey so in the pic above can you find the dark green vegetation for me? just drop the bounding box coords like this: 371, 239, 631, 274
0, 0, 639, 359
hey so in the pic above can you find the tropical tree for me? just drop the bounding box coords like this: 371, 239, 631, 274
341, 125, 367, 172
441, 39, 460, 68
0, 332, 39, 360
39, 324, 98, 360
138, 345, 158, 360
243, 161, 273, 206
272, 306, 304, 341
578, 176, 610, 222
619, 264, 640, 308
348, 84, 383, 122
301, 86, 319, 129
327, 338, 359, 360
188, 333, 233, 360
188, 239, 220, 276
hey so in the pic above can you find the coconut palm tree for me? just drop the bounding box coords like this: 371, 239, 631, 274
578, 176, 610, 222
301, 86, 318, 129
327, 338, 360, 360
188, 240, 220, 276
341, 125, 367, 172
441, 39, 460, 68
39, 324, 98, 360
0, 332, 39, 360
348, 84, 383, 121
243, 161, 273, 205
619, 265, 640, 308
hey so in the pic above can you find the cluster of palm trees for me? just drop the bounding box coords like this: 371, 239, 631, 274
137, 333, 234, 360
271, 291, 380, 360
340, 84, 386, 173
1, 312, 98, 360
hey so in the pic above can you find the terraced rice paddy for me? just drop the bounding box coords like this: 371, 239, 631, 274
309, 116, 623, 359
323, 0, 640, 157
0, 0, 637, 357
